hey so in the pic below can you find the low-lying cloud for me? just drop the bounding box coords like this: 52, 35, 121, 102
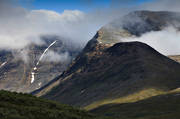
42, 51, 70, 63
123, 27, 180, 55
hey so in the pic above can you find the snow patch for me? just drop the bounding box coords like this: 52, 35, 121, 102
31, 72, 35, 84
30, 40, 57, 84
33, 67, 37, 70
0, 61, 7, 68
38, 82, 42, 86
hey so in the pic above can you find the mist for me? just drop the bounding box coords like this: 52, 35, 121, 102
42, 51, 70, 63
0, 1, 121, 50
123, 27, 180, 55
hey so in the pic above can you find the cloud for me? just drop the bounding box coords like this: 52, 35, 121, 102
0, 5, 116, 50
42, 50, 71, 63
123, 27, 180, 55
0, 8, 83, 49
140, 0, 180, 12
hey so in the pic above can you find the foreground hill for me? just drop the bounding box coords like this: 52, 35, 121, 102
33, 11, 180, 110
91, 90, 180, 119
0, 90, 107, 119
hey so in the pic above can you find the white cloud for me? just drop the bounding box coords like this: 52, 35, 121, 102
123, 27, 180, 55
0, 8, 87, 50
42, 50, 70, 63
0, 6, 116, 50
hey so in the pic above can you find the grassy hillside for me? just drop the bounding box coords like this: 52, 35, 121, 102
0, 90, 107, 119
85, 88, 166, 110
85, 88, 180, 110
91, 91, 180, 119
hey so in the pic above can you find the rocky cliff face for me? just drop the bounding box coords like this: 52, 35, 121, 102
0, 36, 80, 93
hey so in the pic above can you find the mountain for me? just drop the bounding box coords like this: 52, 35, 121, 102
33, 11, 180, 110
41, 41, 180, 109
0, 90, 109, 119
0, 36, 81, 93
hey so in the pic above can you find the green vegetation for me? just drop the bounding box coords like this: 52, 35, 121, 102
0, 90, 107, 119
91, 92, 180, 119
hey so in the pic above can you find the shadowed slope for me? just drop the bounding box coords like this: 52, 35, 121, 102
91, 91, 180, 119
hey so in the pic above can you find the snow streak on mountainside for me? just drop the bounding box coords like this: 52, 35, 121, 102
0, 62, 7, 68
36, 40, 57, 66
30, 40, 57, 84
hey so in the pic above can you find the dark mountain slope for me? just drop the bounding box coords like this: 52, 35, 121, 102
91, 91, 180, 119
42, 41, 180, 108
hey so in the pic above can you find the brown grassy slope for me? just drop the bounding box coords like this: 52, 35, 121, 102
90, 91, 180, 119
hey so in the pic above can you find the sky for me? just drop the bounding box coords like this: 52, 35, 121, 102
19, 0, 154, 13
